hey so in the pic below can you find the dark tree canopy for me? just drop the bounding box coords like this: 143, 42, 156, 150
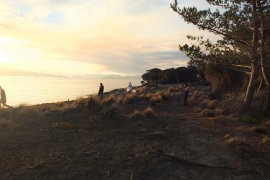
142, 66, 199, 85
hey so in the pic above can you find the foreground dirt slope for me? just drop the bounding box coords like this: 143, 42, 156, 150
0, 84, 270, 180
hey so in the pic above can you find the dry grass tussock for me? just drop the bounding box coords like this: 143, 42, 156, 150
0, 119, 11, 127
207, 100, 219, 109
102, 94, 116, 106
116, 96, 123, 105
130, 107, 156, 119
200, 109, 216, 117
144, 93, 154, 101
224, 136, 254, 153
123, 94, 141, 104
150, 94, 163, 105
13, 106, 42, 120
74, 96, 102, 112
261, 137, 270, 144
142, 107, 156, 118
189, 90, 198, 102
135, 86, 147, 93
167, 87, 177, 93
54, 122, 78, 129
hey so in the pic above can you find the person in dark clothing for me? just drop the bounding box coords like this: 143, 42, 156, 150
98, 83, 104, 100
183, 83, 189, 105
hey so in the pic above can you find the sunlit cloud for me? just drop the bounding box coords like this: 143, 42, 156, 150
0, 0, 214, 76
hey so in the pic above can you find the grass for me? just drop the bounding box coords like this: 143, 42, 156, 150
237, 111, 266, 124
102, 94, 116, 106
261, 137, 270, 144
150, 95, 163, 105
130, 107, 156, 120
200, 109, 216, 117
0, 119, 11, 127
123, 94, 141, 104
142, 107, 156, 118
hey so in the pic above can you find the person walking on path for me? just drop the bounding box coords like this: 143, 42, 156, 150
183, 83, 189, 105
0, 86, 7, 108
98, 83, 104, 100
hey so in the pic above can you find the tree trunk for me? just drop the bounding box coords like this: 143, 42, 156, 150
243, 0, 259, 111
243, 64, 259, 110
258, 0, 270, 113
256, 75, 263, 96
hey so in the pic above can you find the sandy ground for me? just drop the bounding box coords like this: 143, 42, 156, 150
0, 84, 270, 180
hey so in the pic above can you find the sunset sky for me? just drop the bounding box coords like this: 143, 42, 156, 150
0, 0, 213, 76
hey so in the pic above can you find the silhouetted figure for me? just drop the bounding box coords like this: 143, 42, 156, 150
98, 83, 104, 100
0, 86, 6, 108
183, 83, 189, 105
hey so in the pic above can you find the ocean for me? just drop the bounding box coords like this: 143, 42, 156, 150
0, 76, 141, 106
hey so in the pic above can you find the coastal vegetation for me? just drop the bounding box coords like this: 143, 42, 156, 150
1, 0, 270, 179
171, 0, 270, 113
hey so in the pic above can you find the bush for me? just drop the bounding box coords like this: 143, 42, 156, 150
204, 65, 249, 94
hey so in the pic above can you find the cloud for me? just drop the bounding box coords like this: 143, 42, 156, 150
0, 0, 217, 76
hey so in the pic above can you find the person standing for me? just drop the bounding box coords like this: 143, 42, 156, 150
127, 82, 133, 92
0, 86, 6, 108
98, 83, 104, 100
183, 83, 189, 105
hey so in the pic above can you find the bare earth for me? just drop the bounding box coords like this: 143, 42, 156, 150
0, 84, 270, 180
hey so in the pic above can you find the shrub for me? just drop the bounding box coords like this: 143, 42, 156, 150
204, 64, 249, 93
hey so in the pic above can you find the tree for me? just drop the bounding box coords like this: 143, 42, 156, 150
142, 68, 162, 87
171, 0, 270, 111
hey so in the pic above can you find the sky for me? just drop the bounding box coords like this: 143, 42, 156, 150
0, 0, 213, 77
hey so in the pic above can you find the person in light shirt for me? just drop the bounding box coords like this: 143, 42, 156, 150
127, 82, 133, 92
0, 86, 7, 108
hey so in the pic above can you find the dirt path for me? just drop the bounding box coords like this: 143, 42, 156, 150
0, 89, 270, 179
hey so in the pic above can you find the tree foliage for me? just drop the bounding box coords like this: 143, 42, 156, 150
142, 66, 199, 85
171, 0, 270, 111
